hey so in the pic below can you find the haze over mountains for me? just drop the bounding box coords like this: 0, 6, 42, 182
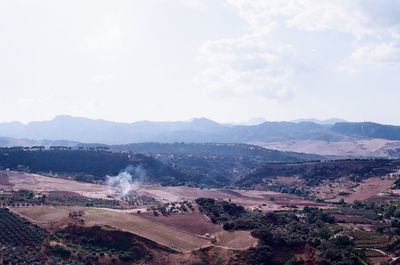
0, 115, 398, 144
0, 115, 400, 147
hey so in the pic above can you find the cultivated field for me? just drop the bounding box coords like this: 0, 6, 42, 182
11, 205, 258, 252
0, 170, 326, 210
139, 185, 326, 211
140, 209, 222, 236
0, 171, 109, 199
327, 176, 396, 203
214, 230, 258, 250
12, 206, 211, 252
1, 170, 348, 253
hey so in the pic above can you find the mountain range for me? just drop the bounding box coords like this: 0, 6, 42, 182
0, 115, 400, 146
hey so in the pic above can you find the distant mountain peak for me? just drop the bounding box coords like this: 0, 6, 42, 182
189, 117, 218, 124
292, 118, 347, 125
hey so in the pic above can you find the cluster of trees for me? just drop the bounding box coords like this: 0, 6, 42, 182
4, 145, 392, 191
0, 149, 189, 185
152, 201, 194, 216
269, 185, 310, 197
0, 189, 119, 209
46, 191, 120, 208
0, 189, 46, 207
394, 178, 400, 189
52, 225, 154, 263
110, 142, 319, 161
196, 198, 247, 226
0, 245, 51, 265
196, 198, 367, 265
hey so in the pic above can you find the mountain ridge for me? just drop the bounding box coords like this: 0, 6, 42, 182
0, 115, 400, 145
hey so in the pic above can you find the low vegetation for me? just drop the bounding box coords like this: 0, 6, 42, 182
51, 225, 165, 263
196, 197, 369, 265
238, 159, 399, 188
0, 208, 50, 264
0, 189, 119, 209
112, 142, 320, 187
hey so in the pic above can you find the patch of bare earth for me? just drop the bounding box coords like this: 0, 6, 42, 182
140, 209, 222, 236
3, 171, 110, 199
12, 205, 211, 252
10, 206, 71, 230
215, 230, 258, 250
330, 176, 396, 203
311, 177, 359, 201
141, 185, 327, 211
255, 139, 400, 157
2, 171, 326, 212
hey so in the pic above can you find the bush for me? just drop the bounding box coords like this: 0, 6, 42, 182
118, 249, 146, 262
50, 245, 71, 258
223, 222, 235, 231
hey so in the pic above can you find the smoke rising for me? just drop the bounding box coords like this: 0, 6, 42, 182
106, 165, 146, 197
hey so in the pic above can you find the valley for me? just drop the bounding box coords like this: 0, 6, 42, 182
2, 1, 400, 263
1, 147, 400, 264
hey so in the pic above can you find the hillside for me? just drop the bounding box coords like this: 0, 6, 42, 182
332, 122, 400, 140
0, 149, 188, 185
108, 142, 321, 160
0, 144, 320, 187
107, 143, 321, 186
237, 159, 400, 188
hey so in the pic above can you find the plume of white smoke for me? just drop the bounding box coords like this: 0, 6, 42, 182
106, 165, 146, 197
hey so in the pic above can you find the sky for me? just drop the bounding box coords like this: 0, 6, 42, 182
1, 0, 400, 125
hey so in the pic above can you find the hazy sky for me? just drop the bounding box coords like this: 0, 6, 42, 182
1, 0, 400, 124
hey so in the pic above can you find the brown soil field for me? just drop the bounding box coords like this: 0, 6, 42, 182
140, 186, 326, 210
83, 207, 211, 252
12, 206, 69, 223
3, 171, 110, 199
331, 177, 396, 203
352, 230, 390, 249
11, 205, 258, 252
11, 206, 210, 252
215, 230, 258, 249
368, 256, 392, 265
312, 173, 398, 203
0, 171, 12, 186
140, 210, 222, 236
311, 177, 358, 200
11, 206, 71, 230
332, 214, 377, 224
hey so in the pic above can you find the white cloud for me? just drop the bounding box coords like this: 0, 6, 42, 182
197, 0, 400, 98
354, 41, 400, 63
338, 40, 400, 72
225, 0, 388, 37
197, 33, 298, 99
